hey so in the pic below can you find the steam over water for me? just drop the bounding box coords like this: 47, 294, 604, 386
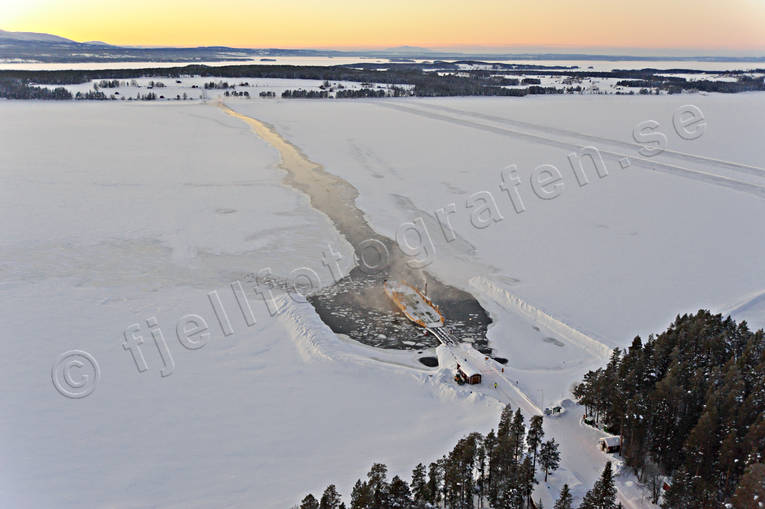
220, 102, 492, 351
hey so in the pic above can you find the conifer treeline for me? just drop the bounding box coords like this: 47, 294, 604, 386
0, 78, 72, 99
573, 310, 765, 507
4, 65, 764, 100
296, 404, 561, 509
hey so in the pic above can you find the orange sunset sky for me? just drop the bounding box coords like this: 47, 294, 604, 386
3, 0, 765, 51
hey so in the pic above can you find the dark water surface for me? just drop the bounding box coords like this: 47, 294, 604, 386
221, 103, 492, 351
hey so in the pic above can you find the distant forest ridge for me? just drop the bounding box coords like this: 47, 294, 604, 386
2, 60, 763, 84
2, 62, 764, 100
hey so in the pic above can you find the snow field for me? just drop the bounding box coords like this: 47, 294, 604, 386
3, 91, 764, 507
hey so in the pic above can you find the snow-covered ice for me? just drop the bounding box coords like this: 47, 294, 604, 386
0, 101, 501, 508
2, 92, 764, 508
228, 94, 765, 339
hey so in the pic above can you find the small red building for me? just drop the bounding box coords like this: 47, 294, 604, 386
456, 362, 482, 385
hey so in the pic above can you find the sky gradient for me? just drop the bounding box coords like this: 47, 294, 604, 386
3, 0, 765, 51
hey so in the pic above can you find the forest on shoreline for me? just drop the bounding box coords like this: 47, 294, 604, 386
573, 310, 764, 507
295, 310, 764, 509
2, 62, 764, 100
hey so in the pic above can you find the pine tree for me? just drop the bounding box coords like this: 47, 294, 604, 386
553, 484, 573, 509
599, 461, 617, 509
581, 462, 617, 509
494, 472, 520, 509
443, 447, 462, 508
602, 349, 622, 430
366, 463, 390, 509
484, 429, 499, 506
498, 403, 513, 438
475, 432, 488, 506
367, 463, 387, 488
320, 484, 341, 509
426, 461, 441, 505
579, 487, 598, 509
443, 433, 481, 509
350, 479, 371, 509
731, 463, 765, 509
494, 432, 518, 507
300, 493, 320, 509
519, 455, 537, 504
410, 463, 427, 504
539, 439, 561, 482
510, 409, 526, 463
684, 405, 719, 482
527, 415, 545, 472
661, 466, 696, 509
389, 475, 412, 508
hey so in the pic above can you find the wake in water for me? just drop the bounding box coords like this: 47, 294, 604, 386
219, 102, 492, 351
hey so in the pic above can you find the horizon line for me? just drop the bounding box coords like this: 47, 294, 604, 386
4, 28, 765, 55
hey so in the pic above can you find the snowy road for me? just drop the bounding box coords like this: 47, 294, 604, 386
376, 101, 765, 198
402, 101, 765, 181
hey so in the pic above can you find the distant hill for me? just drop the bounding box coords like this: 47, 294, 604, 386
385, 45, 433, 54
0, 29, 75, 43
0, 29, 762, 65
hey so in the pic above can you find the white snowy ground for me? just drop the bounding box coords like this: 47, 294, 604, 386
0, 102, 501, 508
226, 93, 765, 506
36, 72, 765, 101
1, 93, 764, 508
229, 94, 765, 340
35, 77, 412, 101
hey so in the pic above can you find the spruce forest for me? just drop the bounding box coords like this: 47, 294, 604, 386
573, 310, 764, 507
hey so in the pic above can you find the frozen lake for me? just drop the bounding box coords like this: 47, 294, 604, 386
3, 56, 763, 71
2, 93, 764, 508
218, 102, 492, 351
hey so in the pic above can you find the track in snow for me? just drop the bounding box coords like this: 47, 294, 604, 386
377, 102, 765, 199
410, 101, 765, 181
